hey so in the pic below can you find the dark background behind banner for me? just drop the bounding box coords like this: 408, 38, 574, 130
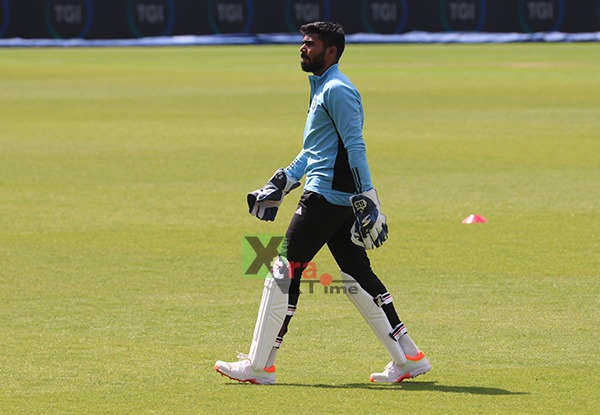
1, 0, 599, 39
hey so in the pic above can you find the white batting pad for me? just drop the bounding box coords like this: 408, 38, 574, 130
342, 271, 407, 365
248, 257, 291, 370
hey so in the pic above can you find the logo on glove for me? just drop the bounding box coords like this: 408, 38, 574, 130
352, 198, 368, 213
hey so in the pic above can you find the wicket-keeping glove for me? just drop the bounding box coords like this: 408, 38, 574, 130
350, 188, 389, 249
247, 168, 300, 221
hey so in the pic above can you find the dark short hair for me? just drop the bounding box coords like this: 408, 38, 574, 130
299, 21, 345, 61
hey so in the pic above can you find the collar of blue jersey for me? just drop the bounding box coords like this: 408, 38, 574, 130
308, 63, 339, 84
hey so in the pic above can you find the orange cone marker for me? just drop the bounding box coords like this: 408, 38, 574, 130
462, 214, 488, 224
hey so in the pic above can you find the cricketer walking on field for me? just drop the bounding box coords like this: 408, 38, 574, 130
215, 21, 431, 384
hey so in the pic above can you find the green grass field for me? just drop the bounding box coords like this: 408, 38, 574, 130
1, 43, 599, 414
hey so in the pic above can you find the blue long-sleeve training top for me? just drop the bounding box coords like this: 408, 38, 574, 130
285, 64, 373, 207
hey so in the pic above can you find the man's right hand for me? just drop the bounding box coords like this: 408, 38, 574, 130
247, 168, 300, 221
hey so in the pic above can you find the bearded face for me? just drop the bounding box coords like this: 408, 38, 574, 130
301, 46, 327, 73
299, 33, 331, 74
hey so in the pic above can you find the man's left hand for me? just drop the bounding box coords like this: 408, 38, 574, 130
350, 188, 389, 249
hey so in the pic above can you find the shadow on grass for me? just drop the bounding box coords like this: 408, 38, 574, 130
260, 381, 528, 395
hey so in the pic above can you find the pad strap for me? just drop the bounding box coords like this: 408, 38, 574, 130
389, 322, 407, 341
373, 292, 393, 307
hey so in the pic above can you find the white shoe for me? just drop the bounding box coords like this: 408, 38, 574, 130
214, 353, 276, 385
370, 351, 431, 383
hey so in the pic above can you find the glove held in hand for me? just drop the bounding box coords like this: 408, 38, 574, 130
247, 168, 300, 221
350, 188, 389, 249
